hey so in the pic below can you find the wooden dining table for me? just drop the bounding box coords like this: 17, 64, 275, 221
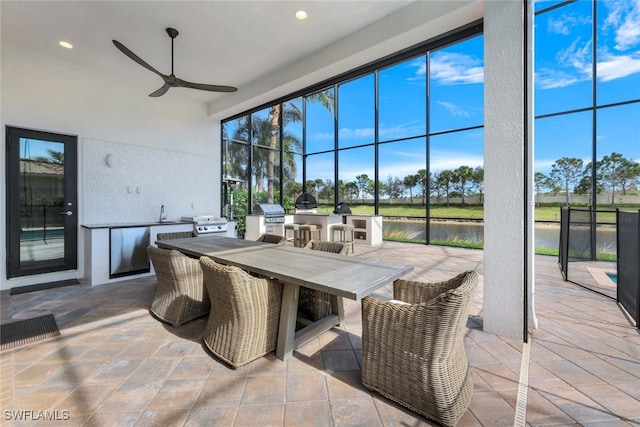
156, 235, 413, 360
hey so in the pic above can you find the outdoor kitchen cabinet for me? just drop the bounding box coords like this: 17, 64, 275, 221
345, 215, 383, 246
109, 226, 150, 279
81, 222, 193, 286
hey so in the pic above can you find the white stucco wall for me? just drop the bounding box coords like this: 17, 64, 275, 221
1, 44, 222, 290
483, 1, 530, 340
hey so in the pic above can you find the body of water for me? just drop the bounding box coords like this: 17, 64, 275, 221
383, 219, 617, 253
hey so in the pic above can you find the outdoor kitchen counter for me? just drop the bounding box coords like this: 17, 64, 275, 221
81, 221, 194, 286
292, 213, 344, 242
81, 220, 192, 229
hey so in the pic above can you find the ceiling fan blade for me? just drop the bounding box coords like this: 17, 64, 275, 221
175, 77, 238, 93
149, 85, 170, 97
112, 40, 165, 79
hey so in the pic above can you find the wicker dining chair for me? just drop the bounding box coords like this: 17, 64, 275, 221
156, 231, 194, 241
298, 240, 348, 321
256, 233, 287, 244
361, 270, 479, 427
147, 245, 210, 327
199, 257, 283, 368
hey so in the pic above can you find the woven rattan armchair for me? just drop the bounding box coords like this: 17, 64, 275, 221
256, 233, 287, 244
361, 270, 479, 427
298, 240, 348, 321
147, 245, 210, 327
156, 231, 194, 241
200, 257, 283, 368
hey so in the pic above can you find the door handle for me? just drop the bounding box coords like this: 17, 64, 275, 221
61, 210, 73, 216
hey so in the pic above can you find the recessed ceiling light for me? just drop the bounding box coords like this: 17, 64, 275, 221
295, 10, 308, 20
59, 41, 73, 49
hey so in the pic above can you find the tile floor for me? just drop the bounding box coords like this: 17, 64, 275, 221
1, 242, 639, 426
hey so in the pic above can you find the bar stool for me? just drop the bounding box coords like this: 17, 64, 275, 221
299, 224, 322, 247
284, 223, 301, 247
331, 223, 355, 254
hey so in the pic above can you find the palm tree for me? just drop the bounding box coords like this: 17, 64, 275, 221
266, 90, 333, 204
454, 165, 474, 206
403, 174, 419, 205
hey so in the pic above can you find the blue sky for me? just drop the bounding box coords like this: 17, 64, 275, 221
301, 0, 639, 186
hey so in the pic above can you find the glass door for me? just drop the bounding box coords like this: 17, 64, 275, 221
6, 127, 78, 278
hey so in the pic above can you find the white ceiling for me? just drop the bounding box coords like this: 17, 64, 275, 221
1, 1, 482, 118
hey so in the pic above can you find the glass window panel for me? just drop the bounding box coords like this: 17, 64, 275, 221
306, 152, 335, 208
378, 138, 426, 215
19, 138, 66, 263
283, 97, 303, 155
535, 0, 569, 13
596, 103, 640, 206
305, 88, 335, 154
379, 56, 426, 142
429, 129, 484, 210
252, 107, 279, 149
535, 0, 593, 115
338, 74, 375, 149
429, 35, 484, 133
338, 146, 375, 214
534, 111, 592, 204
252, 145, 280, 205
282, 153, 303, 212
596, 1, 640, 105
223, 115, 249, 144
222, 115, 250, 182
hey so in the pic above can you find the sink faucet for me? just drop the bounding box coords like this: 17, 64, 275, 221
159, 205, 167, 223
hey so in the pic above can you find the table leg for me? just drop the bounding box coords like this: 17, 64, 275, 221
276, 283, 299, 360
330, 295, 344, 324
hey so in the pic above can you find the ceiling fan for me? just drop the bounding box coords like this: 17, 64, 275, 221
113, 27, 237, 97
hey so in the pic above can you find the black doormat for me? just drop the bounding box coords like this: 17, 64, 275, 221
1, 314, 60, 351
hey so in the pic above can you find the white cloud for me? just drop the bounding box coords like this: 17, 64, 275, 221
546, 13, 591, 36
604, 0, 640, 51
338, 127, 374, 140
429, 52, 483, 85
535, 68, 585, 89
378, 121, 426, 140
597, 51, 640, 81
437, 101, 470, 118
556, 37, 592, 74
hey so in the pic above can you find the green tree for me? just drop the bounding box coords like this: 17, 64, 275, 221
534, 172, 547, 207
472, 166, 484, 205
597, 153, 640, 205
436, 170, 455, 207
403, 174, 419, 205
453, 165, 474, 206
34, 149, 64, 165
266, 90, 333, 204
549, 157, 584, 206
344, 182, 358, 202
417, 169, 428, 206
385, 175, 403, 202
355, 174, 372, 204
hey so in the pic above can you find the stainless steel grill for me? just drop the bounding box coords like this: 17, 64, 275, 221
254, 203, 286, 223
181, 215, 228, 235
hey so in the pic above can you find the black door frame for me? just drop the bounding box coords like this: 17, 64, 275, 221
5, 126, 78, 278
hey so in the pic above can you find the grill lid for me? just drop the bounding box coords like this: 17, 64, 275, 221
333, 202, 352, 214
294, 193, 318, 209
254, 203, 285, 216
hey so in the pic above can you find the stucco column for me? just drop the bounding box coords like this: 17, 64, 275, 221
483, 1, 535, 340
